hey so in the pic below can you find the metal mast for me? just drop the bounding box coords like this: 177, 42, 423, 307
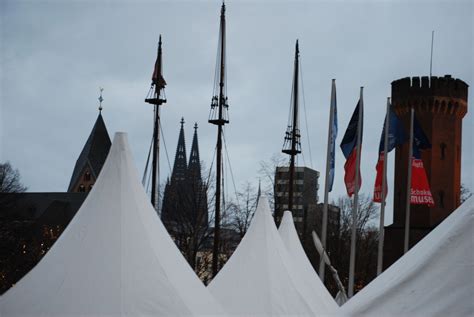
282, 40, 301, 215
209, 2, 229, 277
145, 35, 167, 211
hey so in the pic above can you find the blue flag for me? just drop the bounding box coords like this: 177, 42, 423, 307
413, 116, 431, 158
328, 80, 338, 192
378, 109, 407, 153
373, 108, 407, 202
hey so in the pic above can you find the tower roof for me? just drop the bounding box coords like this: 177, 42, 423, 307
67, 113, 111, 192
171, 118, 187, 182
188, 122, 201, 180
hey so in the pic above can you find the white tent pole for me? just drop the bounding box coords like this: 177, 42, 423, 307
377, 98, 391, 275
319, 79, 336, 281
312, 231, 348, 304
404, 106, 415, 253
348, 87, 363, 298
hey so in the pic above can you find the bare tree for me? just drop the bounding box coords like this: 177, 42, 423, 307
460, 184, 472, 204
0, 162, 27, 194
323, 194, 379, 296
226, 182, 258, 238
258, 153, 286, 211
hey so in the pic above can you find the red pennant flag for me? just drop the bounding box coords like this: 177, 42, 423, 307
410, 157, 435, 206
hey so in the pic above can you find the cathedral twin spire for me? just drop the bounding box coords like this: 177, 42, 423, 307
170, 118, 202, 183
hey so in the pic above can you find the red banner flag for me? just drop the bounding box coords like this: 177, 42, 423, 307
410, 157, 435, 206
373, 153, 387, 203
343, 147, 362, 197
372, 108, 407, 203
340, 100, 363, 197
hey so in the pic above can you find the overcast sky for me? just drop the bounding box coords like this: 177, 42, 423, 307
1, 0, 472, 224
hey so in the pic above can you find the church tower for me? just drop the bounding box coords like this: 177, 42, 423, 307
68, 99, 111, 193
161, 119, 209, 268
161, 118, 188, 228
187, 123, 208, 229
384, 75, 468, 268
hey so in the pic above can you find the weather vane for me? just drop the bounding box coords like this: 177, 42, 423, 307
98, 87, 104, 112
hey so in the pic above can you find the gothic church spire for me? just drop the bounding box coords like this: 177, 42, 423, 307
188, 122, 202, 181
171, 117, 187, 182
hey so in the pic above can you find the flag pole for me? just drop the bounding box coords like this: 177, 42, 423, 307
404, 106, 415, 253
348, 87, 363, 298
430, 31, 434, 79
376, 98, 391, 275
319, 79, 336, 281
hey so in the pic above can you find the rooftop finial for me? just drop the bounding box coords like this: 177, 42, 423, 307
98, 87, 104, 112
181, 117, 185, 128
194, 122, 198, 131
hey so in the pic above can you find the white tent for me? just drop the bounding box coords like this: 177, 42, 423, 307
278, 210, 339, 314
208, 196, 333, 316
342, 197, 474, 317
0, 132, 225, 317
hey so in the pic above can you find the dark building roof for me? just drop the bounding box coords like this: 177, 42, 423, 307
0, 192, 87, 222
67, 113, 111, 192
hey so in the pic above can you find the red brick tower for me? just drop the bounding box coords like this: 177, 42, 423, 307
383, 75, 468, 269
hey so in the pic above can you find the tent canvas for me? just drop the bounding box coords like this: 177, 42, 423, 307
278, 210, 339, 314
342, 197, 474, 316
0, 132, 224, 317
208, 196, 332, 316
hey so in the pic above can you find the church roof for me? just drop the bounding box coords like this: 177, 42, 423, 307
67, 113, 111, 191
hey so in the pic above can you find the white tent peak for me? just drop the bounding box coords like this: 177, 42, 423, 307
209, 195, 338, 316
342, 197, 474, 316
278, 210, 339, 313
0, 132, 224, 317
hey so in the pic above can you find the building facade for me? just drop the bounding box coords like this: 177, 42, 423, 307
274, 166, 319, 231
274, 166, 321, 250
384, 75, 468, 269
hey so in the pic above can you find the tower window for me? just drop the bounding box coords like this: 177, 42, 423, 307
79, 184, 86, 192
440, 143, 446, 160
438, 190, 445, 208
88, 184, 93, 191
84, 171, 91, 181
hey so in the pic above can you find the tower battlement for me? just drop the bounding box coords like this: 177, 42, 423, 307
391, 75, 468, 117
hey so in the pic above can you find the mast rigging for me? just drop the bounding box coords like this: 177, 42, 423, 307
209, 3, 229, 277
145, 35, 167, 212
282, 40, 302, 217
